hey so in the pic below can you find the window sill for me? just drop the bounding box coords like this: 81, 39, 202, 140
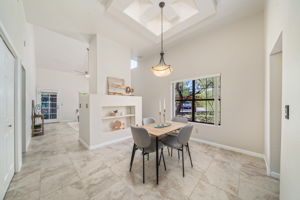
188, 121, 221, 127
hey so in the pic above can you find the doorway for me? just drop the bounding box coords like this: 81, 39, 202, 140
21, 66, 26, 152
269, 34, 282, 178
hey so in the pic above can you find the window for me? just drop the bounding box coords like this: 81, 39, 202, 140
173, 75, 221, 125
130, 59, 138, 69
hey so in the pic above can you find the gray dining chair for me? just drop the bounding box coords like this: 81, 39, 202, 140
129, 126, 166, 183
142, 117, 156, 125
162, 125, 193, 177
142, 117, 171, 156
169, 116, 189, 158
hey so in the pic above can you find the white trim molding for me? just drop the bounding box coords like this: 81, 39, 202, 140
79, 136, 132, 150
270, 171, 280, 179
78, 138, 90, 149
191, 137, 265, 159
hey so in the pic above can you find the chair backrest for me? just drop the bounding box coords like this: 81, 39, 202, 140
130, 126, 152, 148
142, 117, 155, 125
177, 125, 193, 145
172, 116, 188, 123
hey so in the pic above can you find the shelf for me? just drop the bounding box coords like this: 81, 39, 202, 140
101, 114, 135, 120
108, 82, 126, 89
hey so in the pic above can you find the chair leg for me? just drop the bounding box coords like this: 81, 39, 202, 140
167, 147, 170, 156
171, 148, 173, 157
147, 154, 149, 161
142, 148, 145, 184
129, 144, 136, 172
178, 149, 180, 160
159, 151, 162, 166
182, 145, 185, 177
161, 148, 167, 171
186, 143, 193, 168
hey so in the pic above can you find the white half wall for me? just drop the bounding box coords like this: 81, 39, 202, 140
132, 13, 265, 154
37, 68, 88, 122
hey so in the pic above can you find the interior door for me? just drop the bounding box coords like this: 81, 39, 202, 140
41, 92, 58, 123
0, 37, 15, 199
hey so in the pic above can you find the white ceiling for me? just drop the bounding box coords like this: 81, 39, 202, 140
34, 26, 89, 73
23, 0, 265, 57
120, 0, 215, 36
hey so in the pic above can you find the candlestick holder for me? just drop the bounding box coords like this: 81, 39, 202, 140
163, 109, 166, 123
159, 111, 162, 123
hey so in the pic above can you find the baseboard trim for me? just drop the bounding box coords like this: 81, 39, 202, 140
78, 138, 90, 149
264, 157, 271, 176
190, 137, 264, 159
270, 171, 280, 179
89, 136, 132, 150
79, 136, 132, 150
26, 136, 31, 152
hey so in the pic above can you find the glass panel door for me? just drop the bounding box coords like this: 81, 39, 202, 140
41, 92, 58, 122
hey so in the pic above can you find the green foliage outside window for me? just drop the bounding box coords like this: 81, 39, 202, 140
174, 76, 221, 125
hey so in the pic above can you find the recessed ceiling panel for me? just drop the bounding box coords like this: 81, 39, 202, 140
121, 0, 216, 36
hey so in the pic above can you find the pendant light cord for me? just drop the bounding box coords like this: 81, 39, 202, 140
160, 2, 164, 54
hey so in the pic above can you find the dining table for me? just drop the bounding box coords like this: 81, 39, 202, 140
141, 121, 187, 184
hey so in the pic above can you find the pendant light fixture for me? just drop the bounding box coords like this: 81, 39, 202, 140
151, 1, 173, 77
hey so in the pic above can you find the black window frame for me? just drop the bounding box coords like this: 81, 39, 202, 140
174, 77, 221, 125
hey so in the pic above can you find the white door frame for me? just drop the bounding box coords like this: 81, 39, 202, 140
21, 66, 26, 153
0, 22, 23, 173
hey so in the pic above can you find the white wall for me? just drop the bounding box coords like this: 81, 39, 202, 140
279, 0, 300, 199
0, 0, 37, 169
264, 0, 284, 176
88, 35, 98, 94
269, 52, 282, 175
98, 35, 131, 94
37, 68, 88, 122
266, 0, 300, 198
132, 13, 265, 154
23, 24, 37, 150
88, 34, 131, 95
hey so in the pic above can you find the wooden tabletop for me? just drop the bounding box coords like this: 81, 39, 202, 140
141, 121, 187, 137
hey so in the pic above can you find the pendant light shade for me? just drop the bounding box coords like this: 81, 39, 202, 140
152, 2, 173, 77
151, 53, 173, 77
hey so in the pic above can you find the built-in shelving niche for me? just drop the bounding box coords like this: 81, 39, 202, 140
101, 106, 135, 132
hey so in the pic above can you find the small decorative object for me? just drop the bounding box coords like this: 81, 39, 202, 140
111, 110, 118, 116
112, 120, 122, 130
154, 123, 172, 128
125, 86, 135, 95
121, 122, 125, 129
107, 77, 126, 95
158, 99, 167, 123
125, 86, 131, 94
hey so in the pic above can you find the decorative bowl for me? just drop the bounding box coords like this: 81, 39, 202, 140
154, 123, 172, 128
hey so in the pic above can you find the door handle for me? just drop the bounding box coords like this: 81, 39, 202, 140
8, 124, 12, 128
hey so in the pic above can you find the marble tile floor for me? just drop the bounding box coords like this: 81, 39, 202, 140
4, 123, 279, 200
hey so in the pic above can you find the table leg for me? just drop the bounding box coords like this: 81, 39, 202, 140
156, 136, 159, 185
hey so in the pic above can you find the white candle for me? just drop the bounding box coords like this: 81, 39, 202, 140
163, 98, 166, 110
159, 100, 161, 112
